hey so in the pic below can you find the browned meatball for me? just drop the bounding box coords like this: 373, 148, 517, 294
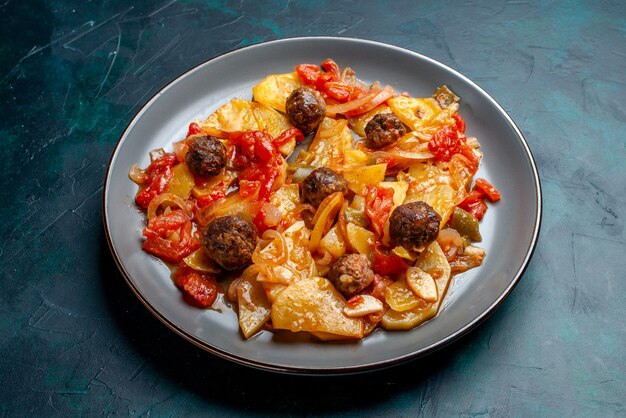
389, 201, 441, 248
203, 215, 257, 271
285, 87, 326, 134
302, 167, 348, 207
185, 136, 226, 178
328, 254, 374, 297
364, 113, 406, 148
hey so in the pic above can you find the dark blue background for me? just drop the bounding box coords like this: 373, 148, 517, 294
1, 1, 624, 416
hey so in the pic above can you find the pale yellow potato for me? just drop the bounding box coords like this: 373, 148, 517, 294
346, 222, 375, 256
164, 163, 195, 199
320, 224, 346, 259
388, 96, 441, 132
297, 117, 353, 168
385, 279, 423, 312
238, 274, 272, 339
271, 277, 364, 338
182, 249, 220, 273
252, 72, 302, 113
251, 101, 294, 144
343, 164, 387, 195
262, 282, 287, 304
269, 183, 300, 217
382, 241, 451, 330
198, 99, 294, 156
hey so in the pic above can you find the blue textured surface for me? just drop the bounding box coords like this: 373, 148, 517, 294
1, 0, 624, 416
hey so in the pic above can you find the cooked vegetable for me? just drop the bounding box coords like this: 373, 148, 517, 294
130, 58, 498, 341
451, 207, 482, 242
270, 277, 364, 338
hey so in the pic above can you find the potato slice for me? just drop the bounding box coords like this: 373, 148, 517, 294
385, 279, 423, 312
271, 277, 363, 338
382, 241, 451, 330
182, 249, 220, 273
388, 96, 441, 132
261, 282, 287, 304
269, 183, 300, 217
165, 163, 195, 199
198, 99, 294, 156
320, 224, 346, 259
252, 72, 302, 113
297, 117, 353, 168
406, 267, 438, 303
251, 101, 294, 142
343, 164, 387, 195
345, 222, 375, 256
238, 274, 272, 339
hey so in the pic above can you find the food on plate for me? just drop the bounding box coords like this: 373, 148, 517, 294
130, 58, 500, 340
328, 253, 374, 297
185, 136, 227, 178
202, 215, 257, 271
364, 113, 406, 149
389, 201, 441, 249
285, 87, 327, 134
301, 167, 349, 207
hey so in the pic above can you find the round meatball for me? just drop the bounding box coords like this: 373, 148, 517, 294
328, 254, 374, 297
389, 201, 441, 248
364, 113, 406, 148
185, 136, 226, 178
203, 215, 257, 271
285, 87, 326, 134
302, 167, 348, 207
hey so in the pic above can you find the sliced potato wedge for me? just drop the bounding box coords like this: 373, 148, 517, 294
252, 72, 302, 113
238, 274, 272, 339
382, 241, 451, 330
271, 277, 364, 338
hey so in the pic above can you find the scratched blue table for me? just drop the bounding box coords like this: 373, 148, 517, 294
1, 1, 624, 416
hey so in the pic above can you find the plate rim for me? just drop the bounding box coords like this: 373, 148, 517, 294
102, 36, 542, 375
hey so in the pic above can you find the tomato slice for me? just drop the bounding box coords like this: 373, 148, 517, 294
239, 180, 260, 198
196, 189, 226, 209
173, 265, 218, 308
364, 186, 395, 237
475, 178, 501, 202
452, 113, 466, 133
373, 244, 410, 276
142, 210, 200, 263
187, 122, 203, 137
428, 125, 461, 163
273, 127, 304, 146
323, 82, 352, 102
321, 58, 341, 79
458, 198, 488, 221
135, 153, 177, 208
295, 64, 321, 84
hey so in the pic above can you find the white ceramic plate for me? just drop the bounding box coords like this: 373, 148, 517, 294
103, 37, 541, 374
